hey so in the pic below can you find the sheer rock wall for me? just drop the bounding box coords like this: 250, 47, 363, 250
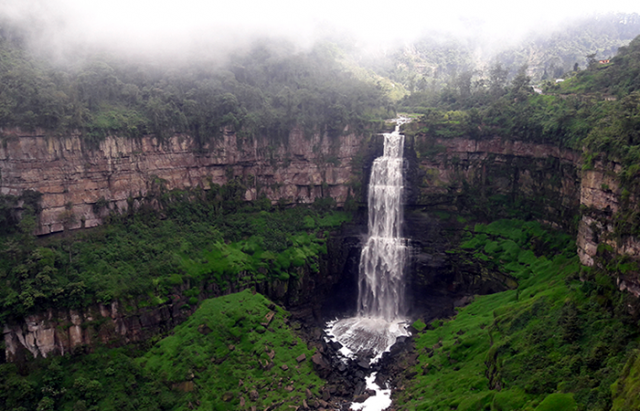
0, 127, 365, 235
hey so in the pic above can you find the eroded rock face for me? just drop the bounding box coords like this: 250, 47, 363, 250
411, 136, 581, 230
575, 161, 640, 296
0, 127, 367, 235
2, 299, 190, 361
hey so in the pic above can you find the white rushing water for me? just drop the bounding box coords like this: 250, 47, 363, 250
328, 119, 410, 360
350, 373, 392, 411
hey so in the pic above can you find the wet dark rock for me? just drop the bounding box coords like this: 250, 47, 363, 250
353, 393, 371, 403
354, 380, 366, 396
357, 358, 370, 369
312, 328, 323, 340
311, 352, 332, 378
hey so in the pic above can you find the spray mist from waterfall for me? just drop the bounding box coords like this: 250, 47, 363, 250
328, 119, 410, 360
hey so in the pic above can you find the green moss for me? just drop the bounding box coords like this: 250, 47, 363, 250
0, 291, 324, 410
491, 388, 528, 410
412, 319, 427, 332
397, 219, 638, 411
535, 393, 577, 411
611, 350, 640, 411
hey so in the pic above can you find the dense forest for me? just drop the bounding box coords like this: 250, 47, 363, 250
403, 34, 640, 156
0, 21, 392, 144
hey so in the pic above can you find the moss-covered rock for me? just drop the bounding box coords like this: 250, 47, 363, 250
611, 350, 640, 411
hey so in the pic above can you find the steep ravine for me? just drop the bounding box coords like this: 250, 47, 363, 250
3, 128, 640, 367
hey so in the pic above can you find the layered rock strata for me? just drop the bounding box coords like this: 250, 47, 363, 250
411, 136, 582, 229
576, 161, 640, 296
412, 136, 640, 297
0, 127, 366, 235
4, 128, 640, 361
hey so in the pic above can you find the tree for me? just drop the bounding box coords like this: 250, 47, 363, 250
489, 62, 509, 98
510, 65, 532, 101
586, 53, 598, 69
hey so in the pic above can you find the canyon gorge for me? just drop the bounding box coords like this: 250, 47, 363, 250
2, 122, 638, 362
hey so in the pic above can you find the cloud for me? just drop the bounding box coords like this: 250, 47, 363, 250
2, 0, 640, 59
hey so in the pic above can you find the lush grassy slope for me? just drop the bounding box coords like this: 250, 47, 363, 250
0, 290, 323, 411
140, 289, 323, 410
397, 219, 639, 411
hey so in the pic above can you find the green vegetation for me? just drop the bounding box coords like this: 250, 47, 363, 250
0, 290, 323, 411
141, 289, 323, 410
0, 24, 391, 142
611, 350, 640, 410
403, 34, 640, 161
398, 219, 638, 411
0, 185, 352, 322
379, 13, 640, 101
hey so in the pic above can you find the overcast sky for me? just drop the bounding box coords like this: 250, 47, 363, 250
2, 0, 640, 56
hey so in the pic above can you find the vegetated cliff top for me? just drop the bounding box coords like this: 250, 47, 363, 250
0, 27, 392, 144
367, 12, 640, 95
402, 32, 640, 173
552, 34, 640, 96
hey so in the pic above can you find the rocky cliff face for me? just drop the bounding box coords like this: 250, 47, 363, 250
410, 136, 581, 229
576, 161, 640, 296
411, 135, 640, 298
0, 127, 368, 235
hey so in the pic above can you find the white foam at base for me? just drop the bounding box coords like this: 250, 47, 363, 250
327, 316, 409, 362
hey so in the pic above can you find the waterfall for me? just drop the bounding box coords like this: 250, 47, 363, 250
358, 128, 406, 321
328, 120, 409, 360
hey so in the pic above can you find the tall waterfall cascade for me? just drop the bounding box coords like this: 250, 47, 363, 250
328, 119, 410, 360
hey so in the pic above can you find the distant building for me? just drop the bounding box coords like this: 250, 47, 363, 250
599, 59, 610, 64
555, 79, 565, 83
